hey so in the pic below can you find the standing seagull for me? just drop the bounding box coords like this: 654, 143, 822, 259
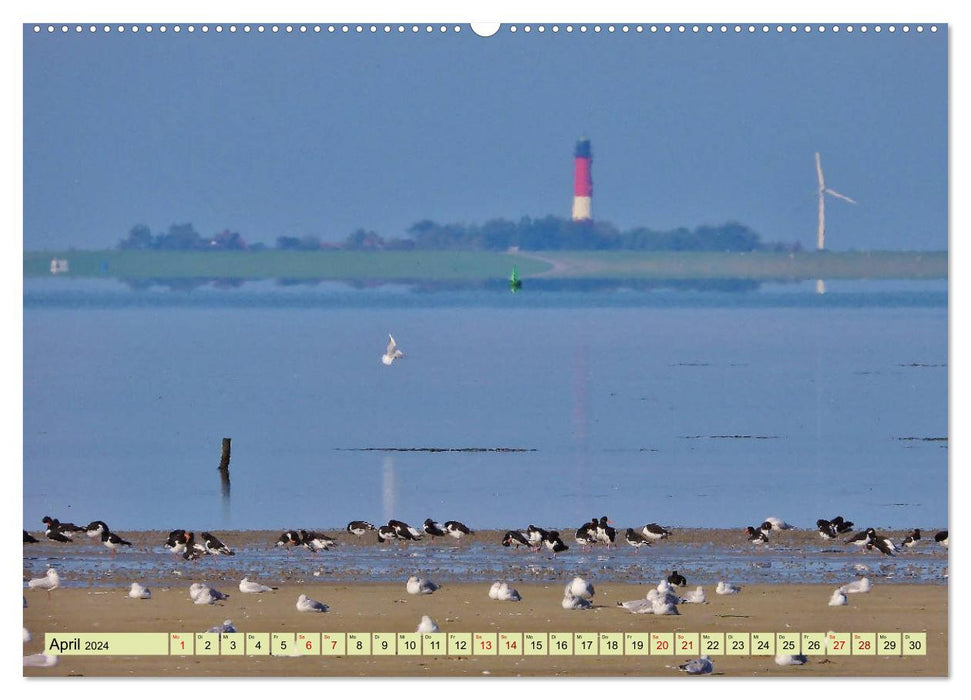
382, 334, 404, 365
27, 568, 60, 598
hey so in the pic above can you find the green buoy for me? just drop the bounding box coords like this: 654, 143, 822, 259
509, 268, 522, 293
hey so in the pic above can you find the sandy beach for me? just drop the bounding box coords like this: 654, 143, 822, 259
23, 580, 946, 677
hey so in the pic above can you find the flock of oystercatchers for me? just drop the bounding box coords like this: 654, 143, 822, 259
25, 513, 948, 560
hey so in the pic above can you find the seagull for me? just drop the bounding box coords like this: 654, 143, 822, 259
416, 615, 440, 633
239, 577, 277, 594
901, 529, 921, 548
501, 530, 531, 548
616, 596, 655, 614
667, 570, 687, 587
775, 654, 809, 666
23, 530, 39, 544
625, 528, 652, 551
828, 589, 848, 606
207, 620, 237, 633
423, 519, 446, 537
406, 576, 439, 595
495, 582, 521, 601
642, 523, 672, 541
762, 517, 794, 531
652, 597, 680, 615
562, 592, 593, 610
299, 530, 337, 553
488, 581, 502, 599
346, 521, 376, 536
23, 653, 59, 668
934, 530, 948, 548
201, 532, 235, 556
382, 334, 404, 365
715, 581, 740, 595
444, 520, 473, 539
101, 529, 132, 555
682, 586, 706, 604
839, 577, 872, 594
568, 576, 595, 599
677, 655, 713, 675
296, 594, 329, 612
128, 582, 152, 599
190, 583, 229, 604
27, 568, 60, 596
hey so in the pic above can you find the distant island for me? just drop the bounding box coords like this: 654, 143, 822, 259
24, 217, 946, 289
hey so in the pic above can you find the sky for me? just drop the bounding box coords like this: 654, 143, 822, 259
21, 19, 947, 252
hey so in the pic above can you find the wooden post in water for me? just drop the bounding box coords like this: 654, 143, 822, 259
218, 437, 231, 499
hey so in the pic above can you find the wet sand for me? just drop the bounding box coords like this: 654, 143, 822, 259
23, 581, 946, 677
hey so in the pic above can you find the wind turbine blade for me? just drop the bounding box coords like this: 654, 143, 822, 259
815, 152, 824, 189
825, 188, 857, 204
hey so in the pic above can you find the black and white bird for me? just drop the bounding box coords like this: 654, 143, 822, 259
817, 519, 838, 540
866, 531, 898, 557
543, 530, 569, 557
641, 523, 672, 541
901, 529, 921, 548
625, 528, 652, 551
934, 530, 948, 548
595, 516, 616, 548
381, 334, 404, 366
525, 525, 549, 550
42, 516, 84, 535
101, 529, 132, 555
276, 530, 301, 548
377, 525, 399, 543
85, 521, 110, 538
444, 521, 473, 539
574, 519, 598, 551
23, 530, 39, 544
299, 530, 337, 553
389, 519, 422, 541
422, 519, 446, 537
43, 523, 74, 543
667, 570, 687, 587
180, 532, 208, 560
677, 655, 713, 675
845, 529, 873, 549
746, 526, 769, 544
830, 516, 855, 534
201, 532, 235, 556
164, 529, 187, 554
346, 521, 376, 536
502, 530, 531, 549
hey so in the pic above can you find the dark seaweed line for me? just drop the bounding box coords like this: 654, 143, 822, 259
680, 435, 783, 440
335, 447, 537, 453
896, 437, 948, 442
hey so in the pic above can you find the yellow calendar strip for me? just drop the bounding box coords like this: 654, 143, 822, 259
42, 632, 928, 656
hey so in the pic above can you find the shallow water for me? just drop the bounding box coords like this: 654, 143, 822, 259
23, 280, 947, 532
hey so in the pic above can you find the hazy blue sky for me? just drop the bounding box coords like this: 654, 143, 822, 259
23, 23, 947, 251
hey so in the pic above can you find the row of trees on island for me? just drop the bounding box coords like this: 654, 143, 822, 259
117, 217, 802, 253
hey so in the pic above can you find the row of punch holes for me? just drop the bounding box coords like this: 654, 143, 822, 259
32, 24, 940, 36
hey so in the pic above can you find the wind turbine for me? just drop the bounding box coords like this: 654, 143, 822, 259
815, 152, 857, 250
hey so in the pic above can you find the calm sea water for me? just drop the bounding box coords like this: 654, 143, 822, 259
23, 278, 948, 533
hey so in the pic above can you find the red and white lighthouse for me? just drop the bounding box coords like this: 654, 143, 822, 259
571, 138, 593, 221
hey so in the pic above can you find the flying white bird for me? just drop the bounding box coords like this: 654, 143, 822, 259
416, 615, 440, 633
382, 334, 404, 365
715, 581, 740, 595
296, 594, 329, 612
27, 568, 60, 596
677, 655, 713, 675
406, 576, 439, 595
239, 577, 277, 594
775, 654, 809, 665
128, 582, 152, 599
568, 576, 595, 599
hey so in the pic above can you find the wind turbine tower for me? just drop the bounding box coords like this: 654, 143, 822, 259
815, 152, 857, 250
